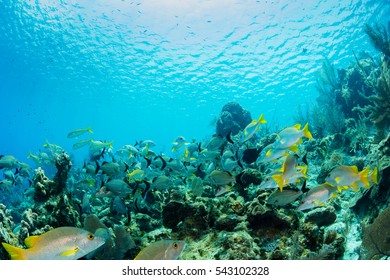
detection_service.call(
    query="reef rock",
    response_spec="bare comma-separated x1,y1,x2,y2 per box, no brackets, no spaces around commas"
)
304,206,337,227
216,102,252,137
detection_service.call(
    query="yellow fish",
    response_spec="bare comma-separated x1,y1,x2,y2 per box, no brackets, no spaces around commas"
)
326,165,371,189
67,127,93,138
271,154,307,191
298,183,337,211
272,123,313,150
241,114,267,143
2,227,105,260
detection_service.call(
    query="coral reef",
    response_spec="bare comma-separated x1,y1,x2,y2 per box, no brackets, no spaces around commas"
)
0,204,15,246
362,203,390,259
216,102,252,137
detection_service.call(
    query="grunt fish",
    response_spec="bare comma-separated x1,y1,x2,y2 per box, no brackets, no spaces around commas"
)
134,240,186,260
2,227,105,260
67,127,93,138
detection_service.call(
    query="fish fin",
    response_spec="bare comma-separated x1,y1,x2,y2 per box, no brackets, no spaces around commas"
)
24,235,40,248
144,157,152,168
124,162,130,173
301,165,308,177
351,166,359,173
330,193,339,199
302,153,308,165
258,114,267,124
335,177,341,184
60,247,79,257
289,144,299,153
265,149,272,157
88,128,93,134
95,161,100,174
271,174,284,191
371,167,378,184
171,147,176,152
351,181,358,189
2,243,26,260
359,167,370,187
226,130,234,144
337,186,347,192
302,123,313,139
293,124,301,130
184,148,189,158
159,156,167,171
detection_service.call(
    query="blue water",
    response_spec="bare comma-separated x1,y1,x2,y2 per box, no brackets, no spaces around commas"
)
0,0,388,163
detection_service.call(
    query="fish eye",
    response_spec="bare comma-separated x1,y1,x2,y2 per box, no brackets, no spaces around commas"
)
173,242,178,249
87,233,94,240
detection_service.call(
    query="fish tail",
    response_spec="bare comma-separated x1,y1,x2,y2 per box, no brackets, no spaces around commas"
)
359,166,370,187
371,167,378,185
2,243,26,260
271,174,284,191
302,123,313,139
258,114,267,124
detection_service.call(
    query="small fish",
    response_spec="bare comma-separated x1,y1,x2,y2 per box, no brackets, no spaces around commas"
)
215,185,231,196
72,139,92,150
116,145,139,158
77,179,95,188
0,179,13,188
0,155,19,169
190,176,204,196
206,135,225,151
259,176,279,189
137,140,156,148
172,136,187,152
98,161,121,177
298,183,337,211
326,165,371,189
207,170,235,186
267,189,303,206
43,141,64,155
272,123,313,150
67,127,93,138
103,179,132,195
111,196,128,216
272,154,306,191
3,169,15,182
257,144,290,163
134,240,186,260
241,114,267,143
17,162,32,177
1,227,105,260
198,149,220,161
81,193,91,214
90,140,113,153
127,169,145,182
151,175,172,190
83,161,97,175
221,157,240,172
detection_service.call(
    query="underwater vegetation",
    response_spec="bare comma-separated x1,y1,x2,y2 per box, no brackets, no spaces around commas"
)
308,23,390,143
1,23,390,260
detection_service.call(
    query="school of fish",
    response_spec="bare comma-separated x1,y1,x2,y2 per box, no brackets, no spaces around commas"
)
0,117,379,260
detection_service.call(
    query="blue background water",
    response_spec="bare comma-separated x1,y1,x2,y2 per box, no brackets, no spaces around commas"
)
0,0,388,163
